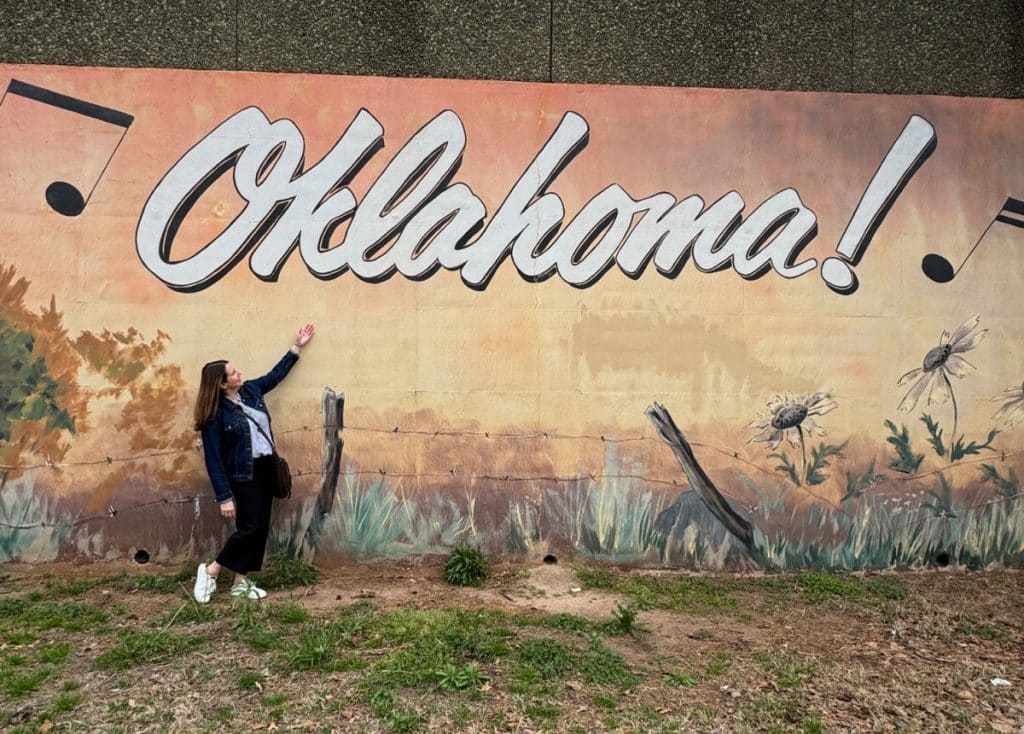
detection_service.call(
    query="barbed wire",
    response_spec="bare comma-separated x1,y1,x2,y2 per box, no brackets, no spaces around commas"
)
2,419,1022,532
11,418,1018,478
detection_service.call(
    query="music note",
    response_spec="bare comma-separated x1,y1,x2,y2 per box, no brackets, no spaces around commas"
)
923,197,1024,283
0,79,134,216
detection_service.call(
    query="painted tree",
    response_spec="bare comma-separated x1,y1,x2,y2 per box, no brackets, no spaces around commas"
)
0,261,193,498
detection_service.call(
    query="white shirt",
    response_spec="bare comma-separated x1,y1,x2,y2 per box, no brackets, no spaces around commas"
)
236,401,275,458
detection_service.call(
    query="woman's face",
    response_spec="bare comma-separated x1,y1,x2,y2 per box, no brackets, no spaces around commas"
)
221,362,243,392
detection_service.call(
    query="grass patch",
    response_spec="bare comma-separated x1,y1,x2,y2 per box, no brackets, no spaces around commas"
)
661,650,731,688
515,638,574,681
575,566,737,613
30,575,111,599
512,612,602,634
120,569,192,594
238,623,284,653
524,699,561,727
0,597,107,632
740,691,821,733
266,598,310,625
95,629,202,670
578,637,640,689
754,650,814,688
36,642,71,665
955,619,1011,642
1,667,52,696
50,691,84,714
279,625,367,672
159,601,217,626
238,671,265,691
798,571,908,604
252,554,321,590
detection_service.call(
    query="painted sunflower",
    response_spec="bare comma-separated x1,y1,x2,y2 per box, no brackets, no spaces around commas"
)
748,392,838,450
897,315,986,413
992,380,1024,428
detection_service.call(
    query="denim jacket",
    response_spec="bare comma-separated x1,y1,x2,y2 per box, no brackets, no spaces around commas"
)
200,351,299,503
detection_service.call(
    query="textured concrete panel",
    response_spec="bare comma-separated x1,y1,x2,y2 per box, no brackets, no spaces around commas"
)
238,0,550,81
552,0,855,91
0,0,236,70
851,0,1024,98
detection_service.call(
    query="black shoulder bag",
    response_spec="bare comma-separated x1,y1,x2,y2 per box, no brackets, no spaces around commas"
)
234,404,292,499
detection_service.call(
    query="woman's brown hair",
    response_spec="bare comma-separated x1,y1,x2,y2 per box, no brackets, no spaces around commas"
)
193,360,227,431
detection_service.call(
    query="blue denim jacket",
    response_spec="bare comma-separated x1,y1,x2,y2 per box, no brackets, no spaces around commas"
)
200,351,299,503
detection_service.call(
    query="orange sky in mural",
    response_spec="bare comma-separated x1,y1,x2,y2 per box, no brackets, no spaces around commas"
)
1,63,1023,455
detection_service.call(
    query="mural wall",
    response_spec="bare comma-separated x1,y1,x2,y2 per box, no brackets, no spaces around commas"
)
1,63,1022,569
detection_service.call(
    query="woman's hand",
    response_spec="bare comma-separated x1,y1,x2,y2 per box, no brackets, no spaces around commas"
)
220,500,236,520
294,323,315,348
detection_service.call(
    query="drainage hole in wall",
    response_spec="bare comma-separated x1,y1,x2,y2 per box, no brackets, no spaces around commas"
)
133,549,150,564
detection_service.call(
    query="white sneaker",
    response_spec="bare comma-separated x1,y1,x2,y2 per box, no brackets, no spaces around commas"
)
230,580,267,600
193,563,217,604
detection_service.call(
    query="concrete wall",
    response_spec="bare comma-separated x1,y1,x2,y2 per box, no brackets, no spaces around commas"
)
1,1,1021,98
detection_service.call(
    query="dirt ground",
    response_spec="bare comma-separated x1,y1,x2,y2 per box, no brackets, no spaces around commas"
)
0,560,1022,733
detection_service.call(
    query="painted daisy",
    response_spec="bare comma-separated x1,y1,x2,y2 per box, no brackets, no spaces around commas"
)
748,392,838,451
897,315,986,414
992,380,1024,428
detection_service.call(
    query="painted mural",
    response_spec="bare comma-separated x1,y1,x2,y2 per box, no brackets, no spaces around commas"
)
0,64,1022,570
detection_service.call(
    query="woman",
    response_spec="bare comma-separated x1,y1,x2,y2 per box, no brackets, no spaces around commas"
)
192,323,315,603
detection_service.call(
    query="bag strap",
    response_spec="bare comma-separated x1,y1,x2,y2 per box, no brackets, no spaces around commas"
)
230,401,276,450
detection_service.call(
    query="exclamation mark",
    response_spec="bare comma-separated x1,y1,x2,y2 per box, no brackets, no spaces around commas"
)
821,115,937,294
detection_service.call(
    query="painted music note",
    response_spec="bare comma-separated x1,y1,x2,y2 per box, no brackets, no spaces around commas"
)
0,79,134,216
922,197,1024,283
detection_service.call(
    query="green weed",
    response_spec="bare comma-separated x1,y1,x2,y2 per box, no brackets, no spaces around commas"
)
516,638,573,680
49,691,84,714
703,650,731,677
238,623,283,653
512,612,601,634
955,619,1010,642
523,699,561,727
661,670,698,687
608,599,650,635
575,566,737,613
1,667,52,696
95,629,201,670
159,601,216,626
36,642,71,665
578,637,640,689
122,570,191,594
253,554,321,590
0,597,107,632
592,691,619,709
266,598,310,625
238,671,265,691
281,625,364,672
798,571,866,602
754,650,814,688
443,545,489,587
435,661,487,691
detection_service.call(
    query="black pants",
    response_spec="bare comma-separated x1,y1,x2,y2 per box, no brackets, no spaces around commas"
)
217,455,276,575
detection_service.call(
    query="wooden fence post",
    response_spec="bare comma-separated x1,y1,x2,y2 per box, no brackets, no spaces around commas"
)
299,388,344,561
645,402,767,566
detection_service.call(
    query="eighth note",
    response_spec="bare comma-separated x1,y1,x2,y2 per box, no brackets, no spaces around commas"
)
923,197,1024,283
0,79,134,216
